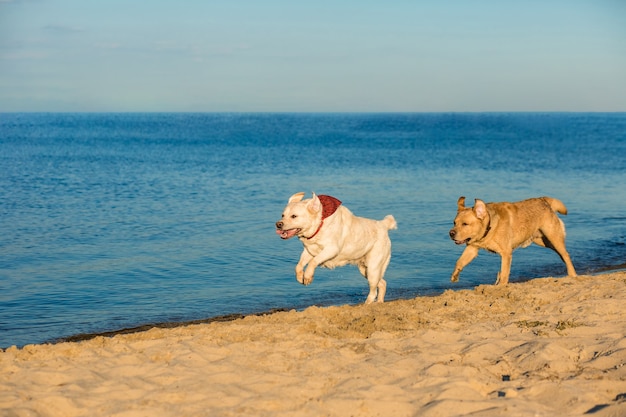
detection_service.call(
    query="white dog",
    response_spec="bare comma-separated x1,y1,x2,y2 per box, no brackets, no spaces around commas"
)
275,192,397,304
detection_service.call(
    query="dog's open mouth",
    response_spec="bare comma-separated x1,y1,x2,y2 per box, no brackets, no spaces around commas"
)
454,238,471,245
276,228,301,240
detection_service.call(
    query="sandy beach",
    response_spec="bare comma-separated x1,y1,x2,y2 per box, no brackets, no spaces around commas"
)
2,271,625,417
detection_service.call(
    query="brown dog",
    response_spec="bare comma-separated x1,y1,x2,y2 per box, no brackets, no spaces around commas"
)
449,196,577,285
276,192,397,304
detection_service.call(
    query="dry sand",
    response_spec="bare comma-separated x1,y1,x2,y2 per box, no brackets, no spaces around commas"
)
1,271,626,417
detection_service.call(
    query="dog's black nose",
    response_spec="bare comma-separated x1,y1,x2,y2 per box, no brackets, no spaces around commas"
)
276,221,283,229
449,230,456,238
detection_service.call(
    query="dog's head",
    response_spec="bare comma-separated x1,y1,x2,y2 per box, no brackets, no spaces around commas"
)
275,192,322,240
449,196,490,245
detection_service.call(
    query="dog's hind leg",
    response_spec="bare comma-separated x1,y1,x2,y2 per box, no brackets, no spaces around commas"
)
538,224,577,277
363,254,390,304
375,278,387,303
357,263,367,278
361,263,379,304
556,248,577,277
496,250,513,285
364,274,386,304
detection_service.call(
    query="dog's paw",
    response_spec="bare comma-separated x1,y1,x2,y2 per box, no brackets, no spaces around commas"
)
495,272,509,285
302,274,314,286
296,271,305,285
450,274,459,283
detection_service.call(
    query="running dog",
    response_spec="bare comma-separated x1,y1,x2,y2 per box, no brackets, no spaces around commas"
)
449,196,577,285
276,192,397,304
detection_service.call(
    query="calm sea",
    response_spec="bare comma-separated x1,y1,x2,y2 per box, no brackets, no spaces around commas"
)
1,113,625,348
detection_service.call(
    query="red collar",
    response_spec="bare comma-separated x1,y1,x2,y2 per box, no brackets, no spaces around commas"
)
305,195,342,239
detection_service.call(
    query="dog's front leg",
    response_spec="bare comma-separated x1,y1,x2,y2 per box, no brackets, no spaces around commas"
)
302,245,340,286
451,246,479,282
295,250,313,285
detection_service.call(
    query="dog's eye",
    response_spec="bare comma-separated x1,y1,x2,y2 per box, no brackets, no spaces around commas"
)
291,214,297,219
462,222,468,226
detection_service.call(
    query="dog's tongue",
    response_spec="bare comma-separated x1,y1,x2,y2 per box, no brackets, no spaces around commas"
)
276,228,298,240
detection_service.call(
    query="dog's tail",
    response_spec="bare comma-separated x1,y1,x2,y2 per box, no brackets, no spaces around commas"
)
543,197,568,215
381,215,398,230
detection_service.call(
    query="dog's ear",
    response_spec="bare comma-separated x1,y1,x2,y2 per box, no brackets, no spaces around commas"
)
474,199,487,220
288,192,305,203
456,196,466,212
307,193,322,214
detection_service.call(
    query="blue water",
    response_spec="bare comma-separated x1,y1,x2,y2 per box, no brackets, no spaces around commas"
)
1,113,625,348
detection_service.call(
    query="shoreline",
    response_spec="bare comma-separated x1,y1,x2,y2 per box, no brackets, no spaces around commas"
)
1,271,625,416
49,265,626,348
54,308,291,345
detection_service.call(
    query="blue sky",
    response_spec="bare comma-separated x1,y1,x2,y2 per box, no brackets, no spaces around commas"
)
1,0,624,112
